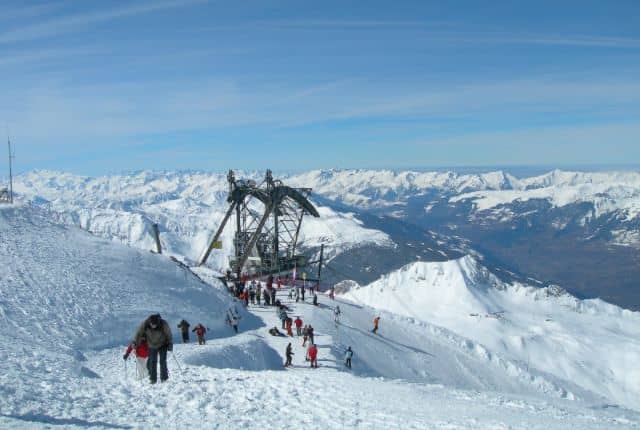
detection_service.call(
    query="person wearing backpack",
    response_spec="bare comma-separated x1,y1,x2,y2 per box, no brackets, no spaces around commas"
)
177,319,190,343
344,346,353,369
192,323,207,345
133,314,173,384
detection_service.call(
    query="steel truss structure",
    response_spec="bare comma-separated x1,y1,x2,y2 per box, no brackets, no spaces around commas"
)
198,170,319,278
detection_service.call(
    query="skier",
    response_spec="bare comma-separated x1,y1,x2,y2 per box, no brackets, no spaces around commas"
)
227,306,240,333
329,287,335,300
308,344,318,368
264,286,271,306
192,323,207,345
256,285,262,305
333,305,341,325
313,292,318,306
302,325,309,346
249,281,256,305
177,319,190,343
133,314,173,384
308,325,315,345
294,316,303,336
372,316,380,334
279,308,288,329
123,339,149,380
285,317,293,337
284,342,294,367
269,326,284,336
344,346,353,369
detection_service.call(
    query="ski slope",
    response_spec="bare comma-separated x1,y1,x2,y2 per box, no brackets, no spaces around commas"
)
341,256,640,411
0,204,639,429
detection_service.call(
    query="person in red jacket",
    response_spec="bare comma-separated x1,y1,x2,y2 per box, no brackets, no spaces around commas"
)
192,323,207,345
294,316,303,336
123,339,149,380
308,344,318,368
372,316,380,334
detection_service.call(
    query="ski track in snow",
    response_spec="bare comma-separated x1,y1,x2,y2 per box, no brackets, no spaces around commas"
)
1,205,640,429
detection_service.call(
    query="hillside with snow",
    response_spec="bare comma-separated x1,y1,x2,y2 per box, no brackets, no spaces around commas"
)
2,204,639,428
341,256,640,411
13,170,393,269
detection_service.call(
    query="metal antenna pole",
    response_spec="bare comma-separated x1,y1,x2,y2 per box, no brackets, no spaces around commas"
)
7,135,13,204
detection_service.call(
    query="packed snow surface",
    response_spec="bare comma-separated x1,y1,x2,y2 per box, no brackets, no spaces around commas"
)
341,255,640,411
1,204,639,428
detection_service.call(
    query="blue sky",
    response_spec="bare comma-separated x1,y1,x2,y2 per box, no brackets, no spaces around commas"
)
1,0,639,175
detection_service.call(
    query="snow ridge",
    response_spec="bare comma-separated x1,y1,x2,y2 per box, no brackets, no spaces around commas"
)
342,255,640,411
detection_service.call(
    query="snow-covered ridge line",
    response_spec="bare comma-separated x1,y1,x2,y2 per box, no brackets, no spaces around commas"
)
341,255,640,411
13,169,394,268
289,169,640,221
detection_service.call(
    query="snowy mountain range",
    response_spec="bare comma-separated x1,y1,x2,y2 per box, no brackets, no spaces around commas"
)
11,167,640,309
290,169,640,309
1,203,639,428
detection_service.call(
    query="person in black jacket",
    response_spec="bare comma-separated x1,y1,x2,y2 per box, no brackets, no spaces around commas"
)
177,319,190,343
285,343,294,367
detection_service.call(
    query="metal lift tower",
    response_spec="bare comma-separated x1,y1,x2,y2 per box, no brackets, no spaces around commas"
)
198,170,320,279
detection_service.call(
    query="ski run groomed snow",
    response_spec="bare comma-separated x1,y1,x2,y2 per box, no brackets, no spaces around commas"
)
1,204,639,429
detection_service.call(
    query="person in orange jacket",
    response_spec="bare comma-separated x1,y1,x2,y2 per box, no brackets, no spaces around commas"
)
372,316,380,334
285,317,293,337
123,339,149,380
192,323,207,345
308,344,318,368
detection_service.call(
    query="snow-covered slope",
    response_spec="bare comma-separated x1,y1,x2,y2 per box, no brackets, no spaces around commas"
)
13,170,393,268
2,204,638,428
0,204,255,397
341,255,640,411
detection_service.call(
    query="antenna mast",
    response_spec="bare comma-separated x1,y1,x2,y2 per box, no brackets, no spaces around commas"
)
7,135,13,204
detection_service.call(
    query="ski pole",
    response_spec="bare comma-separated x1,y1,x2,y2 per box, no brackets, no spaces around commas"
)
171,351,183,373
124,358,128,379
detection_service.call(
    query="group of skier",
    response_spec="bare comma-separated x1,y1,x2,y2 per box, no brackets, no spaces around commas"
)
123,281,381,384
177,319,208,345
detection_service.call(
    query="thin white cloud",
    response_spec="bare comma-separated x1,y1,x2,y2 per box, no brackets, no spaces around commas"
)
0,2,67,22
3,76,640,141
418,31,640,49
0,0,207,44
262,19,453,28
0,47,97,66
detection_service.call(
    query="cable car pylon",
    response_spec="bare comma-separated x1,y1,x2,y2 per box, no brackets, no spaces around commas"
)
198,169,320,280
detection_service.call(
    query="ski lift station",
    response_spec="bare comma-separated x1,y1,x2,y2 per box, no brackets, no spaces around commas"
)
199,169,320,280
